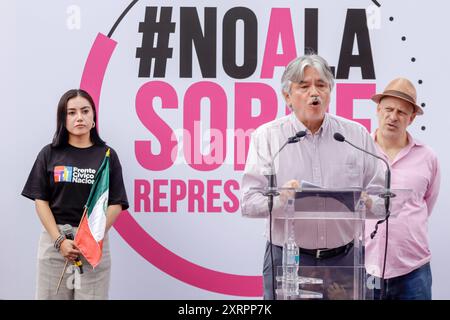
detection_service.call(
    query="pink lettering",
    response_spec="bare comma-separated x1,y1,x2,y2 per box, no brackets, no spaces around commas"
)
188,180,205,212
135,81,178,171
234,82,278,170
261,8,297,78
134,179,151,212
336,83,376,132
184,82,227,171
153,179,169,212
224,180,240,213
170,179,187,212
206,180,222,213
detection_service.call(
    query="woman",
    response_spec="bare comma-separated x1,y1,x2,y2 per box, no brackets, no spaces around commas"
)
22,89,128,299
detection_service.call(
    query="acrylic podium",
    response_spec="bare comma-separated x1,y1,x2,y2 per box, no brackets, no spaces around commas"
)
251,186,410,300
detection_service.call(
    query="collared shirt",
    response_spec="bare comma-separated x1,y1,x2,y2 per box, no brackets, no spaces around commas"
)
241,112,385,249
365,131,441,279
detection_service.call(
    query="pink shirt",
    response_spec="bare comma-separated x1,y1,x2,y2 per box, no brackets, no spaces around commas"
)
241,113,385,249
365,131,441,278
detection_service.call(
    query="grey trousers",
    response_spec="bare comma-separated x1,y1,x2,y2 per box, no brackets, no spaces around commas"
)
36,226,111,300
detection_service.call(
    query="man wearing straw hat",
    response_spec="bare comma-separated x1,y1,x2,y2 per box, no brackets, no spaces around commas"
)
365,78,441,300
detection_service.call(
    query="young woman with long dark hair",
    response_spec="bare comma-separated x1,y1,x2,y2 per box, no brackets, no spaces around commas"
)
22,89,128,299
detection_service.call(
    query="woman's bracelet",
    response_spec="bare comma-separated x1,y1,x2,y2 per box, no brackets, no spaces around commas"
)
54,234,65,251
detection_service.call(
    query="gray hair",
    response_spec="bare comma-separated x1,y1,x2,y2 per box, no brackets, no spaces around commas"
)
281,54,335,94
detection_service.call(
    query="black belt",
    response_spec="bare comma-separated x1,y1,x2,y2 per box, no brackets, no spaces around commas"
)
299,241,354,259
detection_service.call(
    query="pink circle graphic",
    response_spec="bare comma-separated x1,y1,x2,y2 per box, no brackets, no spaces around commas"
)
79,33,263,297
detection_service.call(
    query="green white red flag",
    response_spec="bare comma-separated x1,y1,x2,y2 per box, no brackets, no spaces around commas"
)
75,149,110,268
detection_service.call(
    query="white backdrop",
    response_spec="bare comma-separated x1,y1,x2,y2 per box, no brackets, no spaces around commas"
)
1,0,449,299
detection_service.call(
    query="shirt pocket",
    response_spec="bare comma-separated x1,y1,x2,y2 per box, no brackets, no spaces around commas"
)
328,163,362,188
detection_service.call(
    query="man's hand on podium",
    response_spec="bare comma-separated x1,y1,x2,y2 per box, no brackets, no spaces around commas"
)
327,282,349,300
361,191,373,210
280,180,300,206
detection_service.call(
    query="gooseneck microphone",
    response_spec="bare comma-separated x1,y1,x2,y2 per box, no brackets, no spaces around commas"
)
333,132,393,232
61,224,84,274
265,130,306,300
265,130,307,210
270,130,307,180
290,130,308,143
333,132,393,300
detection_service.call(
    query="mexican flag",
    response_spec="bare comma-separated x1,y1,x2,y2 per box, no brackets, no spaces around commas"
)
75,149,110,268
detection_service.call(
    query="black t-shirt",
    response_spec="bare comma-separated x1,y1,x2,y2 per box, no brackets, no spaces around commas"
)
22,143,129,227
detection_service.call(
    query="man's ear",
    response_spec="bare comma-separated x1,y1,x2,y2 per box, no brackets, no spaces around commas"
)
409,112,417,125
282,90,291,105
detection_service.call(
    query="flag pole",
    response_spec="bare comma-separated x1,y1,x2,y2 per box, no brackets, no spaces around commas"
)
55,207,88,294
54,148,110,294
77,207,88,229
55,260,69,295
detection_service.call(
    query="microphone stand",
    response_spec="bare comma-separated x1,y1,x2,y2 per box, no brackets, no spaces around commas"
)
370,164,395,300
334,134,394,300
263,131,305,300
264,176,278,301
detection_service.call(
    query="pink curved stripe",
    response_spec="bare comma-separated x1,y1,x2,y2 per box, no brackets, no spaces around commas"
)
80,33,263,297
115,210,263,296
80,33,117,117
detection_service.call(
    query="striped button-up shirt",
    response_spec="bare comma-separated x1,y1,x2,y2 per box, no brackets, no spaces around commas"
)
241,112,385,249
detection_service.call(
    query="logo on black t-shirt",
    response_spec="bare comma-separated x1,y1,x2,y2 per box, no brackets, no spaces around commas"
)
54,166,96,184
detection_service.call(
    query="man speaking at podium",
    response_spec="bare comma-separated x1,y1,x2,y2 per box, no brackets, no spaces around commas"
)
240,54,385,299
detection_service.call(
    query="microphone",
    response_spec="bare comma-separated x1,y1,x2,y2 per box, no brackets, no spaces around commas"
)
272,130,307,167
333,132,385,166
288,130,307,144
333,132,394,300
265,130,307,200
332,132,345,142
264,130,305,300
61,224,84,274
333,132,393,230
333,133,387,170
